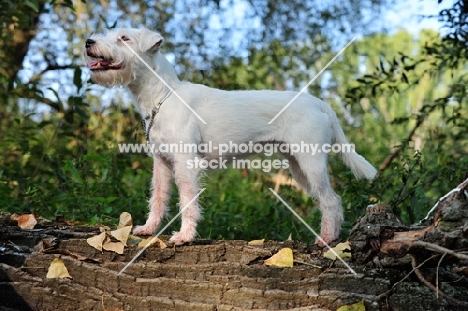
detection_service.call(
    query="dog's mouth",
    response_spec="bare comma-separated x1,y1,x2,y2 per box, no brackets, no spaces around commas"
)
87,53,123,71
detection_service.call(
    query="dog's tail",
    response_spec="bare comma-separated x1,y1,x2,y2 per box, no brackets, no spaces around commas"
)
328,108,377,180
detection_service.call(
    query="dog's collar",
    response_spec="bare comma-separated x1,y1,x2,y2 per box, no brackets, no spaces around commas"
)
141,91,172,144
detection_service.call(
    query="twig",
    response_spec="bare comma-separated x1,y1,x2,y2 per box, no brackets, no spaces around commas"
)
379,114,425,172
411,241,468,261
319,259,336,277
294,260,322,269
28,64,76,84
411,255,468,308
378,254,439,298
436,253,447,299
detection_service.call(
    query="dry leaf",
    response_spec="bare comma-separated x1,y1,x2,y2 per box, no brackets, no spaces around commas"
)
264,248,293,267
46,258,72,279
102,241,125,254
34,237,58,252
337,299,365,311
117,212,133,228
323,241,352,260
56,216,74,225
63,250,100,263
110,226,132,246
10,213,20,221
138,236,167,249
158,238,167,249
127,234,143,245
86,232,107,252
248,239,265,245
11,213,37,229
36,216,54,226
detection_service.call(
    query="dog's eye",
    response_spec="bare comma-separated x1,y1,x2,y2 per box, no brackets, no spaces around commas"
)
120,35,130,42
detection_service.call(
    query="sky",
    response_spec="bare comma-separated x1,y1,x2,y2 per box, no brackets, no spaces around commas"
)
384,0,449,35
19,0,450,117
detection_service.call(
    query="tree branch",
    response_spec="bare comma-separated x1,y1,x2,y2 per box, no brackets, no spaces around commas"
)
379,114,425,172
411,255,468,308
28,64,76,84
411,240,468,261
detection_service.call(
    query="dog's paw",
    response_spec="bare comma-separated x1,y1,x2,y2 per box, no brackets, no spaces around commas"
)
169,231,195,245
133,225,155,236
315,235,334,248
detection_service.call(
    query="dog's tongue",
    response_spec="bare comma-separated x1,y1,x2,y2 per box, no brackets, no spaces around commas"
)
89,60,111,69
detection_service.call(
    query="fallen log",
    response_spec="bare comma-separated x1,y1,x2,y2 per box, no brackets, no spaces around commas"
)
0,178,467,310
349,177,468,308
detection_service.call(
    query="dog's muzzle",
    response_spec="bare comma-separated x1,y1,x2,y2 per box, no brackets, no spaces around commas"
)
85,38,123,71
85,39,95,49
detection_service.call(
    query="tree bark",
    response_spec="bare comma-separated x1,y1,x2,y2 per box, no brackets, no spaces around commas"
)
1,213,467,310
0,1,46,87
1,179,467,311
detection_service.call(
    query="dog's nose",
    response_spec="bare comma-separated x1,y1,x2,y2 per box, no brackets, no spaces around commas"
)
85,39,95,48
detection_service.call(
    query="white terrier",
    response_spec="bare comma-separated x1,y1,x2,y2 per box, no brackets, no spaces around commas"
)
84,28,377,246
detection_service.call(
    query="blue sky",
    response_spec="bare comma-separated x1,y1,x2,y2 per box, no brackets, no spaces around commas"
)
384,0,448,35
19,0,450,116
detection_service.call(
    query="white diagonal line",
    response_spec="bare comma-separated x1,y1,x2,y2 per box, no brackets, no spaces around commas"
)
419,187,461,224
117,188,206,276
119,37,207,124
269,188,357,275
268,37,356,124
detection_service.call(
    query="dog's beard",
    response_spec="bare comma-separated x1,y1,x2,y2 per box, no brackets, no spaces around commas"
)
89,67,134,87
85,43,136,87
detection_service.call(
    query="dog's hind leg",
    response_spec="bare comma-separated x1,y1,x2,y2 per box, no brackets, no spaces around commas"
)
169,155,203,245
292,153,343,246
284,154,310,193
133,156,173,236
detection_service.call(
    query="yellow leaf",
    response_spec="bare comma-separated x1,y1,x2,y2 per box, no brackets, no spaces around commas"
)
158,239,167,249
264,248,293,267
11,213,37,229
46,258,72,279
323,241,352,260
337,299,366,311
102,241,125,254
117,212,133,228
336,241,351,251
86,232,107,252
248,239,265,245
138,236,167,249
110,226,132,246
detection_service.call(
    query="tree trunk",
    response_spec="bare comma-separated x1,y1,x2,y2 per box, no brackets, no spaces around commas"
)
1,179,467,311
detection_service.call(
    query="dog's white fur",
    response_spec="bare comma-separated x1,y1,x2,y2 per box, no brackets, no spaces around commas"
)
84,28,377,246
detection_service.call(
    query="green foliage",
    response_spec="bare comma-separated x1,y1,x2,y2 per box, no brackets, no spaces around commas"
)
198,169,321,241
0,104,151,226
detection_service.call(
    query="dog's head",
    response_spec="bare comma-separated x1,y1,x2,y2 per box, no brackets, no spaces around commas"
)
84,28,164,87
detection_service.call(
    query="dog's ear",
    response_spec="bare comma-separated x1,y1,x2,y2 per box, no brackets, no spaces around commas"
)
139,29,164,54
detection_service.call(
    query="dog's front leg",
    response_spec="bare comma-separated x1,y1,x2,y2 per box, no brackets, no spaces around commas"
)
133,155,173,236
169,155,202,245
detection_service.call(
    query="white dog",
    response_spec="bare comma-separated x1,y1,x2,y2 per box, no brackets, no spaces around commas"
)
84,28,377,246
